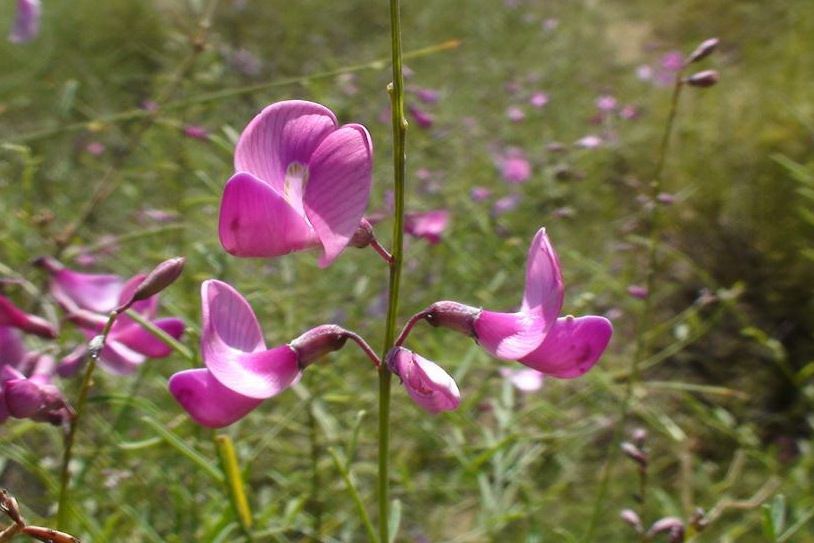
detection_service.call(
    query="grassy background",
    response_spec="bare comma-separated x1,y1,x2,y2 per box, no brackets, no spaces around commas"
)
1,0,813,540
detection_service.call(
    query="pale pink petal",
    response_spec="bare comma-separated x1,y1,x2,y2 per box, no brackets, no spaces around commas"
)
57,345,87,377
519,316,613,378
304,124,373,267
388,347,460,413
218,172,317,257
206,346,301,400
474,310,546,360
112,317,185,358
50,268,123,314
520,228,564,328
97,340,146,375
235,100,337,193
169,369,262,428
404,210,450,244
499,367,544,393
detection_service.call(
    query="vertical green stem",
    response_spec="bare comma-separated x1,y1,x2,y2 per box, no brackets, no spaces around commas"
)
583,73,685,541
379,0,407,541
215,434,254,541
308,400,323,540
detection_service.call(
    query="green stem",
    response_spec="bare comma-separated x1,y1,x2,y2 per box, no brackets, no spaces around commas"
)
214,434,254,541
583,72,685,541
308,400,322,541
124,309,195,362
329,448,378,543
378,0,408,541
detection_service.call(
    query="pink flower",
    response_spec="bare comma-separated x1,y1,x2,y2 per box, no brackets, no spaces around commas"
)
506,106,525,122
412,87,441,104
409,105,434,129
470,186,492,202
183,125,209,140
0,295,56,338
85,142,106,156
38,258,185,376
420,229,613,378
620,104,639,120
596,95,618,112
498,148,532,184
405,210,450,244
529,92,549,108
499,367,544,393
8,0,41,44
636,65,653,81
1,353,71,426
219,101,373,267
627,285,649,299
386,347,460,413
169,280,350,427
661,51,684,72
575,135,603,149
492,194,521,216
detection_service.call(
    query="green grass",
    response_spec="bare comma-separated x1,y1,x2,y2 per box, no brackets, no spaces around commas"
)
1,0,814,541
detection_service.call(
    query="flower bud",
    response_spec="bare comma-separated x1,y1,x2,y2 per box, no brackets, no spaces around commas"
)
290,325,349,367
386,347,461,413
621,441,648,467
423,301,480,336
619,509,642,532
349,218,375,248
117,257,185,311
687,38,719,64
685,70,719,88
647,517,685,542
3,378,44,418
0,489,25,526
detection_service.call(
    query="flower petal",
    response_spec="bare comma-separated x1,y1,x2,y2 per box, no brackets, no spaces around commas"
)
474,310,546,360
520,228,564,328
404,210,450,244
519,316,613,378
112,317,185,358
218,172,318,257
499,367,544,393
388,347,460,414
201,280,264,355
303,124,373,267
3,378,43,418
8,0,41,44
235,100,338,193
0,326,26,367
169,369,262,428
50,268,123,314
206,345,301,400
97,340,146,375
0,295,57,338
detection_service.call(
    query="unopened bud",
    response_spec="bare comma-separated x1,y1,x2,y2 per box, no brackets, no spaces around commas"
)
349,218,375,248
687,38,719,64
118,257,185,311
619,509,642,532
0,490,25,526
685,70,719,88
423,301,480,336
632,427,648,447
647,517,685,542
290,325,349,367
621,442,648,467
22,525,81,543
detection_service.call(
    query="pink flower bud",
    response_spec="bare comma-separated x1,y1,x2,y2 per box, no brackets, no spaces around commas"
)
647,517,685,542
117,257,185,311
620,509,642,531
386,347,461,413
687,38,719,64
349,218,375,248
289,325,349,367
685,70,719,88
423,301,480,336
621,441,648,467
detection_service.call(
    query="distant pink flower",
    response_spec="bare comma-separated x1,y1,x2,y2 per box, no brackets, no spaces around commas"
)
470,186,492,202
500,367,544,393
635,65,653,81
492,194,521,216
85,142,106,156
387,347,460,413
0,295,56,338
183,125,209,140
420,229,613,378
575,135,603,149
169,280,350,427
38,258,185,376
219,101,373,267
506,106,525,122
405,210,450,244
8,0,41,43
498,148,532,184
596,95,617,112
620,104,640,120
661,51,684,72
627,285,649,299
529,92,549,108
413,87,441,104
409,105,434,129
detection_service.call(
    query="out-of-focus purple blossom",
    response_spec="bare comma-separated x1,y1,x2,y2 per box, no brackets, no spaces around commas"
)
141,100,159,113
661,51,684,72
498,148,532,184
405,210,450,244
336,73,358,96
228,48,262,77
85,142,106,156
656,192,676,205
506,106,525,122
575,135,603,149
412,87,441,104
542,18,559,31
1,353,72,427
0,295,57,339
504,81,521,95
500,367,544,393
138,208,180,223
409,105,434,129
470,186,492,202
596,95,617,112
8,0,41,44
552,206,575,219
627,285,649,299
636,65,653,81
620,104,640,120
529,92,549,108
183,125,209,140
492,194,521,217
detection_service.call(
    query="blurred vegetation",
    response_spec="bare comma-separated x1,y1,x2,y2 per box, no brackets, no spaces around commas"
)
1,0,813,541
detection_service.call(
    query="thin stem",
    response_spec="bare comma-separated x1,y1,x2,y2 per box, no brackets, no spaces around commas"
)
56,311,118,529
214,434,255,541
307,401,322,541
124,309,194,362
369,237,394,265
344,331,382,368
394,310,429,347
378,0,408,540
329,448,378,543
583,72,686,542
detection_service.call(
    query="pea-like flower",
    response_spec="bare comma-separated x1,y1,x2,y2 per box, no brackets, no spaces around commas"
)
8,0,41,44
219,100,373,267
418,228,613,378
169,280,354,428
386,347,460,414
0,294,57,338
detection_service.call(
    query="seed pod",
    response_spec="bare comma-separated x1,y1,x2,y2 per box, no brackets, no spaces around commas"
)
685,70,719,88
687,38,719,64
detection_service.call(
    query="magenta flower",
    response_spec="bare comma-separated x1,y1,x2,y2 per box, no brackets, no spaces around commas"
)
38,259,185,375
8,0,41,44
183,124,209,140
387,347,460,413
529,92,549,108
412,87,441,104
405,210,450,245
596,94,618,112
470,186,492,202
492,194,521,217
219,100,373,267
498,148,532,184
506,106,525,122
169,280,351,428
661,51,684,72
1,354,71,426
421,229,613,378
0,295,56,338
409,105,434,129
